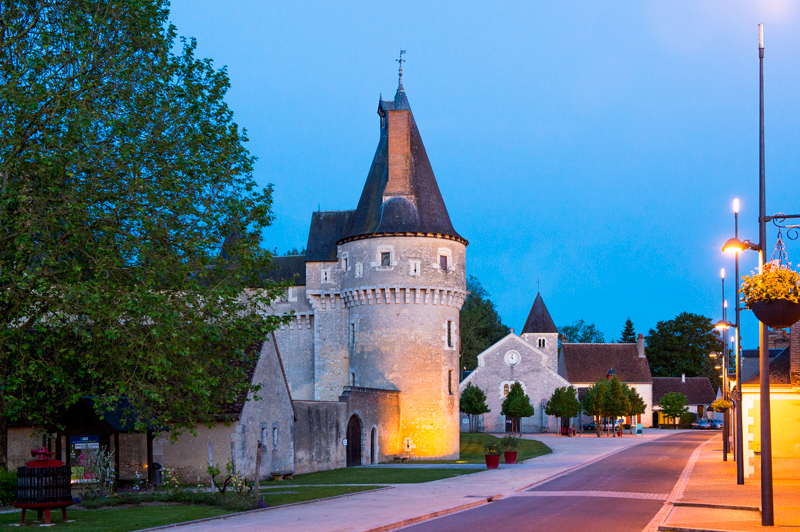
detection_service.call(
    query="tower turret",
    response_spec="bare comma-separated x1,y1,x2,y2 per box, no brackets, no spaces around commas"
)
337,83,467,460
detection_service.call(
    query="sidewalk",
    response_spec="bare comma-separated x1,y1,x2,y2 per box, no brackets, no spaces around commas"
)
156,430,672,532
661,434,800,532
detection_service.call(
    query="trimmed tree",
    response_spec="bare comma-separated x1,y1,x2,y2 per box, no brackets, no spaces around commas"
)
659,392,689,428
501,382,534,437
602,377,629,436
623,385,648,434
460,382,490,433
545,386,581,435
581,379,608,437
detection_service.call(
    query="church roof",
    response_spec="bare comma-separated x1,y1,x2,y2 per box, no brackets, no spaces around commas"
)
306,210,355,262
561,343,653,383
339,88,465,244
521,293,558,334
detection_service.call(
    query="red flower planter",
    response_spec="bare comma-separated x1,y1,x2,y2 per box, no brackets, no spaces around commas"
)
485,454,500,469
503,451,517,464
751,299,800,329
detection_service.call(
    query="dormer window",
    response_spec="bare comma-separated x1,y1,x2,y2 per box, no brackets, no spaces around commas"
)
381,252,391,267
439,255,448,271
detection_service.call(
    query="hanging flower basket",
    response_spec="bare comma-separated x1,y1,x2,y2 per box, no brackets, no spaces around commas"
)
740,259,800,329
710,399,732,413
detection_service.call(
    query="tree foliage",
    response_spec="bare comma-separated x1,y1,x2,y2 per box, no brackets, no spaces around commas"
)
659,392,689,427
623,386,647,433
459,382,490,433
501,382,534,436
460,276,509,371
0,0,285,468
581,377,643,436
645,312,721,389
559,318,605,344
544,386,580,432
619,318,636,343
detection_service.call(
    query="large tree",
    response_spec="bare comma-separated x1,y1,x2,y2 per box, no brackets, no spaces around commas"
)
659,392,689,428
0,1,285,468
460,276,509,371
646,312,721,389
619,318,636,343
558,318,605,344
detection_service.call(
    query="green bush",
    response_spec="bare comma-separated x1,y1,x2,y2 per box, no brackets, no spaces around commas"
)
680,412,697,425
499,436,520,452
0,469,17,505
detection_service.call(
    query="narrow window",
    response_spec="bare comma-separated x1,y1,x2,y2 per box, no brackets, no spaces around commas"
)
272,425,279,448
343,257,348,271
448,370,453,395
351,372,356,386
538,338,546,348
446,320,453,348
381,252,391,267
503,384,510,397
350,323,355,350
440,255,448,271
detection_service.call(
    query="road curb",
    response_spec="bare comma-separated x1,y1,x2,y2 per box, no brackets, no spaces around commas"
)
656,526,744,532
134,486,393,531
673,501,761,513
365,494,503,532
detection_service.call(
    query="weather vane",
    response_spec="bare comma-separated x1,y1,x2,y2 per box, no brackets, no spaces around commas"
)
537,277,540,292
396,50,406,89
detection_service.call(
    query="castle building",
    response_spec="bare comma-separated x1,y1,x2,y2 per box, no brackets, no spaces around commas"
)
267,76,467,463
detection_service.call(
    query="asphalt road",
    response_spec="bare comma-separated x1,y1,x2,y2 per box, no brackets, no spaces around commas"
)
400,431,715,532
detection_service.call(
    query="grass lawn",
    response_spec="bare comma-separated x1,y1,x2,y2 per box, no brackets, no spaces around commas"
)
405,433,552,464
0,505,228,531
0,486,381,531
262,467,479,486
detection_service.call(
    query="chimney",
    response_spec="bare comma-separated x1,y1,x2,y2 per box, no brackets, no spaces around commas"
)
510,328,515,335
681,373,685,383
637,333,645,358
384,109,413,203
791,322,800,385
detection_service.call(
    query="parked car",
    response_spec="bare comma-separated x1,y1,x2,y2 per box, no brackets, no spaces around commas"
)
583,421,597,431
692,419,712,430
708,419,723,430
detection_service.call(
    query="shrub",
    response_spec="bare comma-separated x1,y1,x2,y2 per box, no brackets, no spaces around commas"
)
482,443,500,456
680,412,697,425
0,469,16,505
81,490,259,512
499,436,520,452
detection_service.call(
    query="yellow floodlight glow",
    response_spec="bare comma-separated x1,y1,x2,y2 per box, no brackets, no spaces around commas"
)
733,198,740,213
721,268,725,279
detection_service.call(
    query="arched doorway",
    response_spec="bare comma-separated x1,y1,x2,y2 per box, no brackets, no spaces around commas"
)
346,415,362,467
370,428,376,464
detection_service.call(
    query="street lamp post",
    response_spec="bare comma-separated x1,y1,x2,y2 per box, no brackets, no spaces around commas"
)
720,268,729,461
758,24,774,526
734,199,745,485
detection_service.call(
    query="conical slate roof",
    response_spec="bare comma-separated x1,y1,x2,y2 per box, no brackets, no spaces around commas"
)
521,293,558,334
339,87,465,244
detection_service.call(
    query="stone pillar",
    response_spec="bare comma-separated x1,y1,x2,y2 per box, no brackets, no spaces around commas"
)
790,322,800,385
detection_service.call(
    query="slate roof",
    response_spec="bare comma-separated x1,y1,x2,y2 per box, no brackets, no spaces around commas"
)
741,348,784,358
306,211,355,262
652,377,717,405
261,255,306,285
339,88,465,244
522,293,558,334
561,343,653,383
743,347,791,385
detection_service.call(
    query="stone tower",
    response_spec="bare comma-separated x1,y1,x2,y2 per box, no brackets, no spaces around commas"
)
337,82,468,459
521,293,559,373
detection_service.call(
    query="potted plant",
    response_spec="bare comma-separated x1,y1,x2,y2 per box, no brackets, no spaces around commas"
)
740,260,800,328
483,442,501,469
500,436,519,464
711,399,732,413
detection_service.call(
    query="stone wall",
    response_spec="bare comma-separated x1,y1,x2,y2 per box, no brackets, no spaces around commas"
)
341,387,401,463
293,400,346,474
272,284,315,400
7,427,39,469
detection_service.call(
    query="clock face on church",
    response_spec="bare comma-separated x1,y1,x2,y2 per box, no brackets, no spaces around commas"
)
504,350,521,366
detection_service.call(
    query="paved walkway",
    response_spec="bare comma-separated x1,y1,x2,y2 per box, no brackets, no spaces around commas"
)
164,430,677,532
660,433,800,532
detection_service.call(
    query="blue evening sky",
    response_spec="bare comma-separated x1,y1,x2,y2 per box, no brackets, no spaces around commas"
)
169,1,800,347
